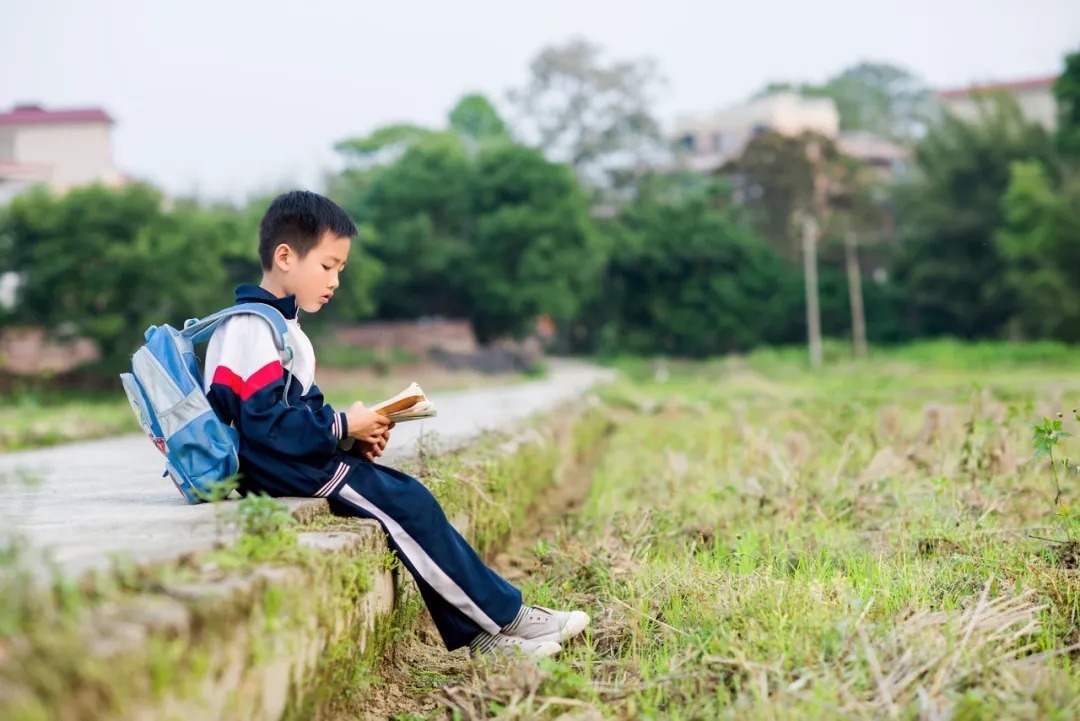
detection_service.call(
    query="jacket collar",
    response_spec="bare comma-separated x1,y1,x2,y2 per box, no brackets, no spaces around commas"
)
234,284,299,320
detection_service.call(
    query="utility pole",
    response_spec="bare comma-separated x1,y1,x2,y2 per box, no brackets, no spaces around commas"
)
845,230,868,359
802,215,822,369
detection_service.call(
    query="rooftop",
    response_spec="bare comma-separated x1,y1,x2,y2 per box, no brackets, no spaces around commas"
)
0,104,113,126
937,75,1058,99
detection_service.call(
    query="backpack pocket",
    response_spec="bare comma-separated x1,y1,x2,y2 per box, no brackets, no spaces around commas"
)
161,389,239,473
132,346,185,417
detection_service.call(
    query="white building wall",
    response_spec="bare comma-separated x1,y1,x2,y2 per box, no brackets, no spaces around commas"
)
940,84,1057,131
11,122,120,189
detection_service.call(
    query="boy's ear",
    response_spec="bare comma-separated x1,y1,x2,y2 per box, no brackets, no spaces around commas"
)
272,243,293,270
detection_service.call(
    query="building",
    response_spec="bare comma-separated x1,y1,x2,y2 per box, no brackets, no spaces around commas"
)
836,131,909,182
672,91,907,181
672,92,841,173
937,75,1058,131
0,103,123,204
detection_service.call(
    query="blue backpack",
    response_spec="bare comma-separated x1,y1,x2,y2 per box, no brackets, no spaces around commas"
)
119,304,294,504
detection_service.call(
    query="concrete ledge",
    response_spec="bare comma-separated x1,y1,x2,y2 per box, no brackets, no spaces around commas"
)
0,518,398,721
0,374,618,721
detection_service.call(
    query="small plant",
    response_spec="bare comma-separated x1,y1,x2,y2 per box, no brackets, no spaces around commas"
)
1054,503,1080,543
1032,414,1073,505
235,492,297,539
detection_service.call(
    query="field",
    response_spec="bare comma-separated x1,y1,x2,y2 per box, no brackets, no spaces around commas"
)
382,342,1080,720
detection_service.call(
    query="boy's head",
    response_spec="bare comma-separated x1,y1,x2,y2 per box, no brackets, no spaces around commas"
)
258,190,358,313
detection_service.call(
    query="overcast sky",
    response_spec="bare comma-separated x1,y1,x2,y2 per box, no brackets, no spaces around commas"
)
2,0,1077,200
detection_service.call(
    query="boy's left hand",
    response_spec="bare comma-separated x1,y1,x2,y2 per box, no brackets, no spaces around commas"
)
357,422,396,462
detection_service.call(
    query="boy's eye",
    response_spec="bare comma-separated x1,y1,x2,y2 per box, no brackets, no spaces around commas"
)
322,265,332,271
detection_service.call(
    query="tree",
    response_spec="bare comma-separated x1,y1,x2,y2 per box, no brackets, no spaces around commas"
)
725,131,879,258
507,38,666,191
333,99,605,343
725,131,820,259
0,184,234,371
892,96,1055,338
822,62,936,142
359,132,473,320
584,176,799,356
1055,50,1080,157
997,161,1080,340
464,142,601,342
448,94,510,143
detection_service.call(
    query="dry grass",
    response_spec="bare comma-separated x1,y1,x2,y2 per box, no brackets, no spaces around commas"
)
322,346,1080,719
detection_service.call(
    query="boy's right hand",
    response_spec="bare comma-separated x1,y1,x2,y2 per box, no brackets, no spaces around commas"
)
345,401,391,444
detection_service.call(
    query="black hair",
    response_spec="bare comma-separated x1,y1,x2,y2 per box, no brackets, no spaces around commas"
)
258,190,358,270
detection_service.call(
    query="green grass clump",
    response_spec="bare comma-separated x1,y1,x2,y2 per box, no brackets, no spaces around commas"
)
467,347,1080,719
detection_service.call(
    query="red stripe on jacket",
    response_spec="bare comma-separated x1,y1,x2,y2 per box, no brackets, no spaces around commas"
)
212,361,283,401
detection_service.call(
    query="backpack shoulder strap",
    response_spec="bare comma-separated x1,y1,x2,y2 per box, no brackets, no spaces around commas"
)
182,304,299,406
181,303,291,352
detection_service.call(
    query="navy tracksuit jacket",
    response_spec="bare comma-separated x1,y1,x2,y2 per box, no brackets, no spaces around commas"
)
204,284,521,649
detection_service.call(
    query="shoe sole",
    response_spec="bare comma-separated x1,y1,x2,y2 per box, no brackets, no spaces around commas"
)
471,640,563,662
526,641,563,660
525,611,590,645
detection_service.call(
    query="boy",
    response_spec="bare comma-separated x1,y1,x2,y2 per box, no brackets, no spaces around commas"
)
203,190,588,660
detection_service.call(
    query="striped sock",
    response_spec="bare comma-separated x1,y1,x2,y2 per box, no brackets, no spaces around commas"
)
469,631,500,655
501,605,530,634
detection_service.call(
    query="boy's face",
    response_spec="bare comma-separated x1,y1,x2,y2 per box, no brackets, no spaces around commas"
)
275,232,352,313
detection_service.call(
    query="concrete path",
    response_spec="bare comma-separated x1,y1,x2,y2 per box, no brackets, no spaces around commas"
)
0,360,615,577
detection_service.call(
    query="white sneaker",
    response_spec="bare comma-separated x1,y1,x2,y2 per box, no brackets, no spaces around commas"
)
469,631,562,661
501,605,590,644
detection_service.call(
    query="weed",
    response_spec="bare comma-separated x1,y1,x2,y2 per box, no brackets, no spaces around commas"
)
1032,415,1072,506
422,349,1080,719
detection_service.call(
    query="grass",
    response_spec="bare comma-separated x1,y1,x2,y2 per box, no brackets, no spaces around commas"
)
431,345,1080,719
0,390,138,451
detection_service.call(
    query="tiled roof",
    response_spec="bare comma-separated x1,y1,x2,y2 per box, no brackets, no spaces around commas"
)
0,104,113,126
937,76,1058,99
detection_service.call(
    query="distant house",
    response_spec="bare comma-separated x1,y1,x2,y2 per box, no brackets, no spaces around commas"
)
671,92,908,182
672,92,841,173
937,75,1059,131
836,131,909,182
0,103,124,204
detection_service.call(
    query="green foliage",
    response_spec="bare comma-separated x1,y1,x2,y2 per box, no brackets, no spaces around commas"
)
357,132,472,320
1054,50,1080,157
0,183,380,377
447,94,509,143
337,115,602,342
726,131,820,257
582,176,799,356
892,95,1056,339
1032,415,1073,506
997,161,1080,340
0,184,236,371
464,142,601,342
333,124,437,166
1031,416,1070,460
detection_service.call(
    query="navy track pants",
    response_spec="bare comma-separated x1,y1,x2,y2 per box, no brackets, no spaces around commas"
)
322,458,522,650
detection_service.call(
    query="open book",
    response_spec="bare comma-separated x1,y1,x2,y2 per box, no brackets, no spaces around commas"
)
371,382,437,422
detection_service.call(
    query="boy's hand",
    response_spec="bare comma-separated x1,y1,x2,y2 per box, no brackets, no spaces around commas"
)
345,402,390,444
357,422,397,462
356,422,396,462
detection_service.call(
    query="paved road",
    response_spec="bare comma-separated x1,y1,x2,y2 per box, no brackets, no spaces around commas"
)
0,361,614,577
